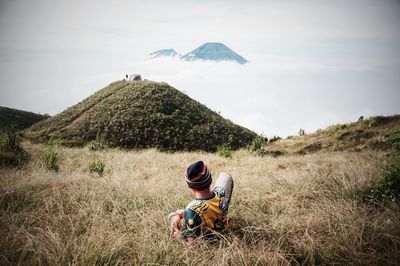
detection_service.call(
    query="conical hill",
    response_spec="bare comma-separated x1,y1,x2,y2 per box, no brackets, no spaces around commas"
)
26,80,257,151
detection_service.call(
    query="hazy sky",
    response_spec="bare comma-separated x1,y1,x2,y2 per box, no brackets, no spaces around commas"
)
1,0,399,137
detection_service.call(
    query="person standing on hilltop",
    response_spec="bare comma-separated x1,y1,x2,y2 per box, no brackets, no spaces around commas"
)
168,161,234,245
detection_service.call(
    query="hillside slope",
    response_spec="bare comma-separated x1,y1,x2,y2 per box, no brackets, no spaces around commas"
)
25,80,257,151
265,115,400,155
0,106,48,131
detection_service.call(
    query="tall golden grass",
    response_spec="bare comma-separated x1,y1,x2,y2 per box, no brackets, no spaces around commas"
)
1,143,399,265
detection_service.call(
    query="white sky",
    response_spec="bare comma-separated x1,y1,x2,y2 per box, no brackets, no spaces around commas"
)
0,0,399,137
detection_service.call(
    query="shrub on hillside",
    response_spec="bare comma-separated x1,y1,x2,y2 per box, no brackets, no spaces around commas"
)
361,116,389,129
268,136,282,144
370,116,387,127
366,133,400,203
88,135,108,151
88,159,105,176
40,150,59,172
378,130,400,154
267,149,288,157
216,146,232,158
368,158,400,203
47,137,64,147
0,129,29,167
249,135,267,156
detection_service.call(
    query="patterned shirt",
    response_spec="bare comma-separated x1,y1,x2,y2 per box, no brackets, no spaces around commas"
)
181,186,230,239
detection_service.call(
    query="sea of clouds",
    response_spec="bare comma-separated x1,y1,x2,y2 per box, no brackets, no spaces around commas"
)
0,51,397,138
118,56,385,137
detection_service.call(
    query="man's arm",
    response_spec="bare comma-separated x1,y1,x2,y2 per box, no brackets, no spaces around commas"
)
181,208,202,244
169,208,201,245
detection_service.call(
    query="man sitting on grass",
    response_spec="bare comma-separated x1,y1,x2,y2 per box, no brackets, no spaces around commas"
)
168,161,234,245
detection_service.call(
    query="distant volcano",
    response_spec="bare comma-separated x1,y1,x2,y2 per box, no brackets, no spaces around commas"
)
180,42,248,64
149,49,178,58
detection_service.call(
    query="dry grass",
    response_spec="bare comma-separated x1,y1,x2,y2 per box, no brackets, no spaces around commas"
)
1,143,399,265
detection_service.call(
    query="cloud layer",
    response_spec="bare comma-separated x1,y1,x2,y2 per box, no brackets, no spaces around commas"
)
132,55,399,137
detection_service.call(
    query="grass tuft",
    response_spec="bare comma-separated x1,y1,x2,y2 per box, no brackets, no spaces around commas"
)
40,149,59,171
88,159,106,176
248,135,266,156
369,158,400,202
0,129,29,167
87,134,108,151
216,146,232,158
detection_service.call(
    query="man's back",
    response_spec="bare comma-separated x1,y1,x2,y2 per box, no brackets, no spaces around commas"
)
168,162,233,245
181,173,233,239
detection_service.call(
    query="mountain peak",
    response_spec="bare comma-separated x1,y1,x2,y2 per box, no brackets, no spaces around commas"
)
181,42,248,64
149,49,178,58
202,42,226,46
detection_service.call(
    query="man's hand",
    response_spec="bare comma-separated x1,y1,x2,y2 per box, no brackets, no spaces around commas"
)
186,236,196,246
169,215,181,238
168,209,184,239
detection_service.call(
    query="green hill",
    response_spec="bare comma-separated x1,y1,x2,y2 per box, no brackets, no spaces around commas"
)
265,115,400,155
25,80,257,151
0,106,48,131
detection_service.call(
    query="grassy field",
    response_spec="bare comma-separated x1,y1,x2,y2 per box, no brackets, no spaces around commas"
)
1,143,399,265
